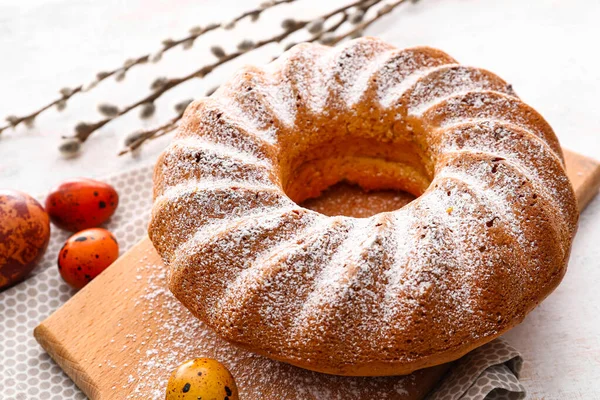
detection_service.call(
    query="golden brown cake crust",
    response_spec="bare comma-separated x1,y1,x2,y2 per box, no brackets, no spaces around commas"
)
149,37,578,376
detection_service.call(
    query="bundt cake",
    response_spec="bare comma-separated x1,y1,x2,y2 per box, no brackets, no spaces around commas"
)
149,37,578,376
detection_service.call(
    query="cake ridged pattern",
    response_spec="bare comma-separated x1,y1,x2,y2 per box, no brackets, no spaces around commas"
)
149,37,578,376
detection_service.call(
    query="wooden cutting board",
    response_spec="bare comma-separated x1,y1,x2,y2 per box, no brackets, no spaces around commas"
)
34,149,600,400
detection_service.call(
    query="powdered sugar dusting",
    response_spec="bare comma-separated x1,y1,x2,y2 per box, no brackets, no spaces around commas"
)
156,179,280,205
289,218,373,335
119,260,418,399
274,42,330,115
167,136,268,168
435,166,527,248
319,39,395,108
406,65,511,115
150,37,577,375
434,119,575,236
178,97,276,159
440,147,572,243
215,217,336,321
149,182,294,262
376,47,457,107
422,90,563,157
381,192,483,342
156,138,276,196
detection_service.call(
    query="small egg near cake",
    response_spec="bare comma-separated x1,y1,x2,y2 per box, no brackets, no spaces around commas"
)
149,37,578,376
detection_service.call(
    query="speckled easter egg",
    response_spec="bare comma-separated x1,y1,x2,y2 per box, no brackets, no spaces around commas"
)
58,228,119,290
166,358,239,400
45,178,119,232
0,190,51,290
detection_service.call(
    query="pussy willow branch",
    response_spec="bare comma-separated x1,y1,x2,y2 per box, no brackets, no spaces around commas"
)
332,0,408,45
0,0,295,135
72,0,378,144
120,0,414,156
0,87,82,134
313,8,351,41
155,0,296,55
118,110,184,156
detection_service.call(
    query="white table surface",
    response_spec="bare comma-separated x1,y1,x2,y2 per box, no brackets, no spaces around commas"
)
1,0,599,399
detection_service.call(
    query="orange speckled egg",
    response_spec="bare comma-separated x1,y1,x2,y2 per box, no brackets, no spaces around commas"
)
0,190,51,290
58,228,119,290
45,178,119,232
166,358,239,400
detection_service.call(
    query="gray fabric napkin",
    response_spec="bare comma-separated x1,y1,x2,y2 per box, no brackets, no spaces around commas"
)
428,338,525,400
0,164,525,399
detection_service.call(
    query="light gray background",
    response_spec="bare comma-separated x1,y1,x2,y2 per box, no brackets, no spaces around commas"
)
1,0,599,398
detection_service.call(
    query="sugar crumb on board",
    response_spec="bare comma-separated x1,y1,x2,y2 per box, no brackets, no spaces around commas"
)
104,260,416,399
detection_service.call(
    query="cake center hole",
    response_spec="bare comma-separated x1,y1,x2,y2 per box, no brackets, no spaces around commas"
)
282,137,432,218
300,182,417,218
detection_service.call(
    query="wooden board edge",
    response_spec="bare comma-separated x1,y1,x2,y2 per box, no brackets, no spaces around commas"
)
34,324,102,399
34,238,156,400
564,149,600,211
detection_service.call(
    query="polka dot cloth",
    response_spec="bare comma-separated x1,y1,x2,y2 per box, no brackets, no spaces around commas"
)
0,164,526,399
0,165,153,400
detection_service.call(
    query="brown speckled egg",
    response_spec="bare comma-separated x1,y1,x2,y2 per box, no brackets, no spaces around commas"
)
58,228,119,290
166,358,239,400
45,178,119,232
0,190,51,290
